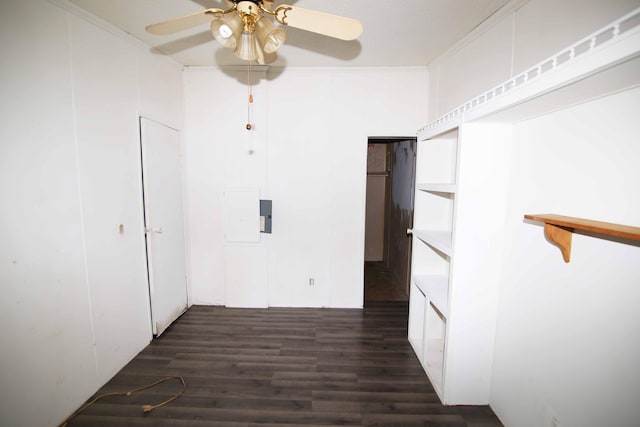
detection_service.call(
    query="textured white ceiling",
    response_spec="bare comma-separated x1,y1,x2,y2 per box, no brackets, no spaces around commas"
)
69,0,510,67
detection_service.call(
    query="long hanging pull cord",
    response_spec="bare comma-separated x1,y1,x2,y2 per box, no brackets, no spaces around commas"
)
246,60,253,130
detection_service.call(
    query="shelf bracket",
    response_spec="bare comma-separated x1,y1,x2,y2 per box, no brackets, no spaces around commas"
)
543,223,572,263
524,214,640,263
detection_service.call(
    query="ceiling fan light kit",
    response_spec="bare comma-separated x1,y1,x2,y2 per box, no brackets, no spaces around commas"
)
145,0,363,65
256,17,286,54
210,13,242,49
235,32,259,61
211,1,290,64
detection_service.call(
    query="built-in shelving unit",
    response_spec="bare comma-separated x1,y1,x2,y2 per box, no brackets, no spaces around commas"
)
408,128,457,400
524,214,640,262
409,7,640,406
409,123,510,405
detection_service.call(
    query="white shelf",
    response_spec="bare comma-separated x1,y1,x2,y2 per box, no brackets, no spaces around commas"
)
413,230,453,256
414,275,449,318
417,183,457,194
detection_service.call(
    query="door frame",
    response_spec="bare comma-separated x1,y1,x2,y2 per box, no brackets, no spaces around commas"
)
364,136,417,300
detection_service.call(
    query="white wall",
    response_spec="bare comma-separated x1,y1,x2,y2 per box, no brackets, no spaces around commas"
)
426,0,640,425
183,67,269,308
0,1,183,426
428,0,640,119
184,66,428,308
492,88,640,427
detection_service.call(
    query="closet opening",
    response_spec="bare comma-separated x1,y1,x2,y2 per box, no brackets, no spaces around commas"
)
364,137,417,303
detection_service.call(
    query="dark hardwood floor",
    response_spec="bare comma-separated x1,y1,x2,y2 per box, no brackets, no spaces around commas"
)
66,302,503,426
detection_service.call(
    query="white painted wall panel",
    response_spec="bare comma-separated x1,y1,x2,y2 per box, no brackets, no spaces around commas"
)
266,70,337,307
512,0,640,75
0,2,97,426
224,188,260,243
69,14,152,384
138,53,183,130
429,0,640,121
183,67,269,306
434,15,513,117
1,1,184,425
224,245,269,307
182,70,226,306
492,88,640,427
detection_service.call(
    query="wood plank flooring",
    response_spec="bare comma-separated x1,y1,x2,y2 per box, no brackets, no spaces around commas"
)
67,302,503,426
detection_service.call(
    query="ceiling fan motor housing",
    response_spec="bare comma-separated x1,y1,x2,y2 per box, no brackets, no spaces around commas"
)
236,1,264,21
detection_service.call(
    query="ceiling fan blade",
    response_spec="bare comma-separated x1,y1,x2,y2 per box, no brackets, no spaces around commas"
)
278,6,363,41
146,8,224,35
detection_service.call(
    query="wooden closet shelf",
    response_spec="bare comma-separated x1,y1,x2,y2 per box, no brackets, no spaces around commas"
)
524,214,640,262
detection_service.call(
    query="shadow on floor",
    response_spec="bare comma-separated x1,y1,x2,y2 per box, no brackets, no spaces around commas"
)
364,261,409,302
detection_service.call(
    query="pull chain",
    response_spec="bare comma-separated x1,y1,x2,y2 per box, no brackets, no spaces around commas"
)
246,60,253,130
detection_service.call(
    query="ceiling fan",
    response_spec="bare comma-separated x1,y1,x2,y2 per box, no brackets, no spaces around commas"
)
145,0,364,65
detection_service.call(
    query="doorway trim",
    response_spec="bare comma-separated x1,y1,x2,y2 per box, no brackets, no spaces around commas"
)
139,116,189,337
363,136,417,302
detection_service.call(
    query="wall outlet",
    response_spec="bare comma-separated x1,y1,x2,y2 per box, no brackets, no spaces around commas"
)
309,278,315,286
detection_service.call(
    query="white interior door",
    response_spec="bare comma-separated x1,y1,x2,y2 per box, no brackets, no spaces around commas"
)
140,117,188,336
